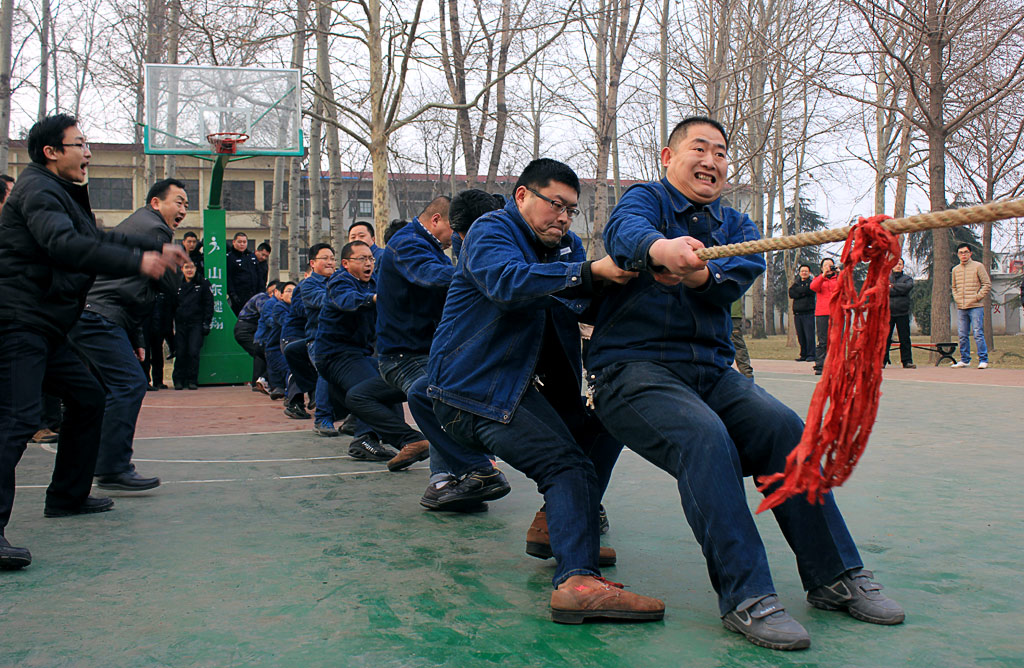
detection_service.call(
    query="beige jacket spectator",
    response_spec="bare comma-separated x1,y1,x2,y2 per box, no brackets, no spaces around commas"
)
951,259,991,310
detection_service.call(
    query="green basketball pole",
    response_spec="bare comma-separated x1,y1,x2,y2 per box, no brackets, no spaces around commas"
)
197,154,254,385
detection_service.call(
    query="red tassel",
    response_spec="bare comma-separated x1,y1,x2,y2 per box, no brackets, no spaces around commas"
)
756,215,900,512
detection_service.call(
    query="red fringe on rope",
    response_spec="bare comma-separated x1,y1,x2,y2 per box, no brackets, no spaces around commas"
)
756,215,901,513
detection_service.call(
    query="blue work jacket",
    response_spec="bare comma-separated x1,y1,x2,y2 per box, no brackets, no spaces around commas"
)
315,270,376,362
376,217,455,356
586,179,765,375
281,281,307,341
301,272,330,342
237,291,269,325
427,197,593,424
254,296,280,347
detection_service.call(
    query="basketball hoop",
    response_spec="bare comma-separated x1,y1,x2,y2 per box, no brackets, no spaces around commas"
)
207,132,249,155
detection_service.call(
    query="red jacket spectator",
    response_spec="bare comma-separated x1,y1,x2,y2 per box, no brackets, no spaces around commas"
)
810,269,839,316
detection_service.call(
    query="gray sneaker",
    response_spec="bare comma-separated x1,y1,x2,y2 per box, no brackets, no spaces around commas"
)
807,569,905,624
722,595,810,651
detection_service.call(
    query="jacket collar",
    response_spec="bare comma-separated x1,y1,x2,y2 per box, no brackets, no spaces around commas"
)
660,177,725,225
412,215,444,250
503,195,574,257
26,162,93,218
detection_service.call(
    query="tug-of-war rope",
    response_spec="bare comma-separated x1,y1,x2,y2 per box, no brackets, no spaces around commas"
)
693,198,1024,513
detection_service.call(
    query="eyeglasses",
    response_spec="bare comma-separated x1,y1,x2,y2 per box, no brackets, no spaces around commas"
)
61,142,90,151
527,187,580,219
347,255,375,264
313,255,335,262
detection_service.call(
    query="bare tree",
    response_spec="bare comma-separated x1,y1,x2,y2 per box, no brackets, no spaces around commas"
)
0,0,14,171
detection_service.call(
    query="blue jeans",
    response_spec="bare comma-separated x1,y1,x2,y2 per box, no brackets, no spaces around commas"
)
594,360,862,615
264,342,289,392
434,388,603,588
306,341,334,425
0,328,107,531
378,352,492,476
68,311,148,477
957,307,987,363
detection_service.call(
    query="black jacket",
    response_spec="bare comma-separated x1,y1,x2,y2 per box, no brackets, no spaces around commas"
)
889,271,914,317
174,277,214,329
85,206,179,347
227,247,261,304
0,163,162,341
188,247,205,278
788,277,815,315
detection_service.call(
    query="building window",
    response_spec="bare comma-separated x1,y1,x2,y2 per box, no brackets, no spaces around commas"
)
222,180,255,210
177,179,200,204
89,178,133,210
263,180,290,212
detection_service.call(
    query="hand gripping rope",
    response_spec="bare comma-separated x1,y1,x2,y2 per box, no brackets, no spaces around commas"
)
692,198,1024,512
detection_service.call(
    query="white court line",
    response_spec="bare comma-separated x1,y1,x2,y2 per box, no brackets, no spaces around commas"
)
14,466,430,489
136,429,311,441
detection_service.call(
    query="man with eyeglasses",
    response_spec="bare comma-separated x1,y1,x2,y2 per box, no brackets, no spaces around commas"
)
425,158,665,623
302,243,340,435
0,114,184,569
586,116,903,650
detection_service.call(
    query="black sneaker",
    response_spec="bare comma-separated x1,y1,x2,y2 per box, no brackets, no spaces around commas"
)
431,468,511,511
187,383,198,390
339,414,358,436
174,383,184,391
44,496,115,518
420,476,488,512
0,535,32,570
269,389,286,400
807,569,905,624
348,437,398,461
283,403,311,420
722,594,810,651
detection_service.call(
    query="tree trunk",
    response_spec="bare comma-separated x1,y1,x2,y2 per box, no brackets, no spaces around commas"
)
926,0,951,349
308,97,325,245
0,0,14,172
287,0,309,281
38,0,50,120
484,0,512,191
163,0,181,179
367,0,391,236
315,0,344,246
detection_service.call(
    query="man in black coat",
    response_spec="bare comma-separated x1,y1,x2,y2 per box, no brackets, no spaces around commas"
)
885,258,916,368
227,232,261,314
0,114,183,570
172,259,214,390
788,264,816,362
68,178,189,492
182,231,204,277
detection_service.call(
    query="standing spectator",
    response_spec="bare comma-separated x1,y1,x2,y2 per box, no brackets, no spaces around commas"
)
885,258,916,369
255,241,272,289
172,260,213,390
730,299,753,379
0,114,182,568
951,243,991,368
226,232,261,314
181,231,204,277
788,264,816,361
0,174,13,209
141,291,175,389
810,258,839,376
69,178,189,492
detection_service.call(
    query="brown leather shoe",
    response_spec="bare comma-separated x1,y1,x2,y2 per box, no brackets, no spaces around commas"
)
386,439,430,471
551,575,665,624
526,510,616,567
30,428,59,444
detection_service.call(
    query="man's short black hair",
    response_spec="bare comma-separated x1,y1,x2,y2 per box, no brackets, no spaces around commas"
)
798,263,811,272
0,174,13,203
27,113,79,165
383,219,408,245
183,231,198,240
820,257,835,269
450,189,504,235
418,195,451,222
267,279,280,291
308,243,334,266
668,116,730,150
146,178,188,203
341,240,370,260
514,158,581,196
349,221,375,239
279,281,296,290
233,232,248,240
257,242,272,253
956,242,971,252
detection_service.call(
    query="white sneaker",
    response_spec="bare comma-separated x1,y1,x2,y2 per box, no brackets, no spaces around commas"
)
978,362,988,369
950,361,969,368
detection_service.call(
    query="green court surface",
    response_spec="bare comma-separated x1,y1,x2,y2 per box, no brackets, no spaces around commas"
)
2,370,1022,667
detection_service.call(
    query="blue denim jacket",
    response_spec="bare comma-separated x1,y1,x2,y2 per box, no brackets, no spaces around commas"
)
281,281,306,341
427,197,592,424
586,179,765,374
315,270,376,361
301,272,329,341
254,296,280,347
376,217,454,356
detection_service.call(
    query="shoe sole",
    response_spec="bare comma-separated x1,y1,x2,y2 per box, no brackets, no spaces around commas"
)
432,483,511,511
386,449,430,472
526,541,616,567
284,410,311,420
807,598,905,625
420,497,489,513
721,618,811,651
44,503,115,518
348,449,392,462
314,430,339,437
95,480,161,492
0,555,32,570
551,607,664,624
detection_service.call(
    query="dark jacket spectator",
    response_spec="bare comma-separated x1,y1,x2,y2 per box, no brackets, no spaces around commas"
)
174,275,214,330
788,276,815,315
889,270,914,317
227,246,261,313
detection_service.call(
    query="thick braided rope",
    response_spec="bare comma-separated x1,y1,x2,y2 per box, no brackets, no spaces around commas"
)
695,198,1024,260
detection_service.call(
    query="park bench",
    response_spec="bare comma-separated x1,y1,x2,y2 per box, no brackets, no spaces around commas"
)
889,341,957,365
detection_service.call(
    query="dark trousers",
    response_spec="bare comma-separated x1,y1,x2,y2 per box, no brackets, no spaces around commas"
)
321,351,421,446
594,360,861,615
41,392,62,431
885,315,913,366
281,338,312,405
233,319,265,384
433,388,620,587
814,315,830,372
794,312,815,361
265,342,289,392
172,322,204,386
141,326,168,386
68,312,148,477
1,329,106,532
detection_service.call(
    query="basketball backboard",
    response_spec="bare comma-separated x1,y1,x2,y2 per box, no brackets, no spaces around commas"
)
144,64,303,156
